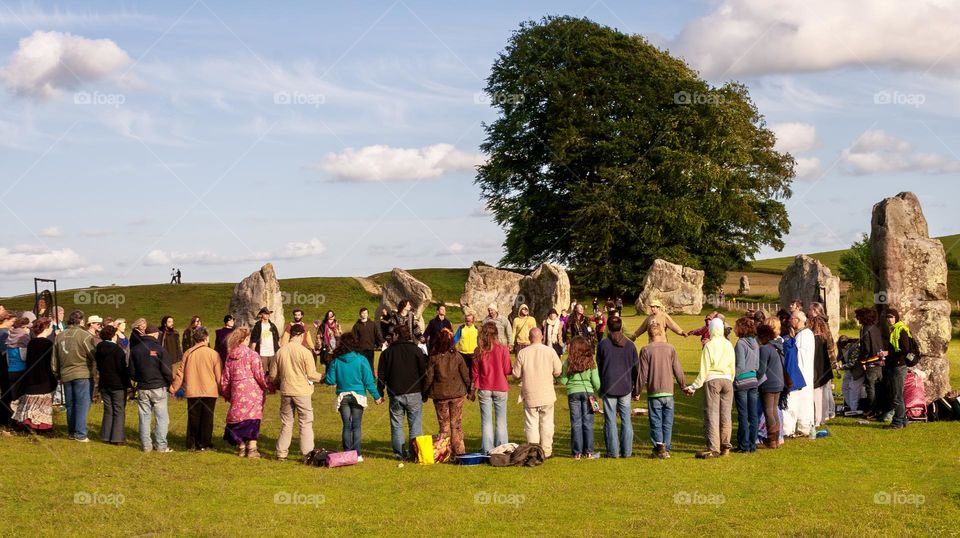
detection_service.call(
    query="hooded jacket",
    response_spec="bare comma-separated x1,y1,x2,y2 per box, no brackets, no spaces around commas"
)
690,319,735,390
758,338,785,393
482,314,513,347
512,309,537,346
734,336,760,378
597,330,639,398
326,350,381,399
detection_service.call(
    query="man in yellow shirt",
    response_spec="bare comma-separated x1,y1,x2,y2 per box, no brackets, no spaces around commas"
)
512,304,537,353
454,312,479,372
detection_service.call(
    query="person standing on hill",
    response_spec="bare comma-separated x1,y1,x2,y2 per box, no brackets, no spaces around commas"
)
481,303,513,348
351,307,383,374
636,320,686,459
250,308,280,377
171,327,222,451
631,300,686,342
423,305,453,351
511,304,537,353
597,317,639,458
377,324,427,460
512,328,562,457
129,324,174,453
52,310,96,442
272,325,325,461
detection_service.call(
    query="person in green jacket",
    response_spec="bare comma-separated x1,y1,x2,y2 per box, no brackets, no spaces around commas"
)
52,310,96,442
325,332,383,460
560,336,601,459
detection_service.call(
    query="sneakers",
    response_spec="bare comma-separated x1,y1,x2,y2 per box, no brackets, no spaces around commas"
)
883,423,906,430
695,450,720,459
357,456,364,463
719,445,731,456
156,447,173,453
75,436,90,443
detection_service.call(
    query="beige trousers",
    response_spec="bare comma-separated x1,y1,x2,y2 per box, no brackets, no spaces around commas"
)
523,404,555,457
276,395,314,459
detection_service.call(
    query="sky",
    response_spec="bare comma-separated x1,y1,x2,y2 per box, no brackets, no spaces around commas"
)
1,0,959,297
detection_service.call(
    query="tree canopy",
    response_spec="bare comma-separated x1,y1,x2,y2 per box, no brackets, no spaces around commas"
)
477,16,794,291
839,233,874,291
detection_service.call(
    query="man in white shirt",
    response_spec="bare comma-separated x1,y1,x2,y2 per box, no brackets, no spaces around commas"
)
250,307,280,376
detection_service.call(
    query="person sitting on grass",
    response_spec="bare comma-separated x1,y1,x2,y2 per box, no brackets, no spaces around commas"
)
684,317,735,459
560,336,601,460
636,320,685,459
325,331,383,462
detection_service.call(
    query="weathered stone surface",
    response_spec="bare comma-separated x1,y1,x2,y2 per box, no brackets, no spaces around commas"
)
738,274,750,295
511,263,571,322
229,263,284,329
460,264,522,317
636,259,704,315
778,255,841,338
379,268,433,332
871,191,951,400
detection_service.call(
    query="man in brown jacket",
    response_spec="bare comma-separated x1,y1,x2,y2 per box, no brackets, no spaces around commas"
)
631,299,687,343
512,328,562,457
270,325,323,461
170,327,222,450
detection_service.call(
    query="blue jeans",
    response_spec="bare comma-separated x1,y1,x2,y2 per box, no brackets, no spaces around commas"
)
647,396,674,451
734,388,759,451
389,393,423,458
568,393,595,456
63,379,92,439
478,390,508,453
602,394,633,457
137,388,170,451
339,394,365,454
888,366,908,427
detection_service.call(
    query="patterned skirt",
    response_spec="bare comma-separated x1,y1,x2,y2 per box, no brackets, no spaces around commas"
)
13,393,54,431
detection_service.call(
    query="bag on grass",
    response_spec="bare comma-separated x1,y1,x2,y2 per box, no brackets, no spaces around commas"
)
904,369,927,420
326,450,359,468
303,448,330,467
490,443,545,467
412,435,436,465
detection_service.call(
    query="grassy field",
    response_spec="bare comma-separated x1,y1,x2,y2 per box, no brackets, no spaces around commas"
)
2,274,960,536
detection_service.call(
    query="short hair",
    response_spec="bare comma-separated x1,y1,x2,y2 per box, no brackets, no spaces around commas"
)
99,325,118,341
192,326,209,342
289,324,305,337
757,324,776,344
607,317,623,332
648,319,664,338
292,309,303,315
794,311,807,324
358,307,368,315
223,314,234,324
735,317,756,338
67,310,85,326
763,317,781,335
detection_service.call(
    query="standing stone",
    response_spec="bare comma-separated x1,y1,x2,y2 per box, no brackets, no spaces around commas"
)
511,263,571,323
460,264,523,317
870,191,951,400
778,255,841,338
379,268,433,333
738,274,750,295
636,259,704,315
229,263,285,329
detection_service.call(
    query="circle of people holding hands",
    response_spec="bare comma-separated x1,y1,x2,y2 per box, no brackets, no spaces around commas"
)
0,294,915,461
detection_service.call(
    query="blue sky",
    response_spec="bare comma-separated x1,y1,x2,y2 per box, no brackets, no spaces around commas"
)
1,0,959,296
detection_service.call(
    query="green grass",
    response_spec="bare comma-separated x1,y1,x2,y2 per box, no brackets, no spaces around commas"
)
1,309,959,535
369,268,470,307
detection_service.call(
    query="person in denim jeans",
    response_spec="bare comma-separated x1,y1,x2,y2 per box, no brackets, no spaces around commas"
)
597,317,639,458
560,336,600,459
636,321,686,458
732,317,760,452
52,310,96,441
377,324,427,459
129,324,174,452
881,309,913,430
472,322,512,453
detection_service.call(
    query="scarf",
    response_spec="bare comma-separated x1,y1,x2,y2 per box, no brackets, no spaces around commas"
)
544,318,561,345
889,322,911,352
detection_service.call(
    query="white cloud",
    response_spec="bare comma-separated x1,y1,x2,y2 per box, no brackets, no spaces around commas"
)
841,129,960,175
772,122,817,154
0,245,89,274
1,30,130,98
314,143,485,182
469,204,493,218
794,157,823,180
671,0,960,77
40,226,64,237
447,242,465,254
143,238,326,266
0,7,154,28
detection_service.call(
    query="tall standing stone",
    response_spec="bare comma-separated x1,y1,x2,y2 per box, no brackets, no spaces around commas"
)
778,255,841,338
636,259,704,315
511,263,571,322
229,263,285,329
738,274,750,295
379,268,433,333
460,264,523,317
870,192,951,400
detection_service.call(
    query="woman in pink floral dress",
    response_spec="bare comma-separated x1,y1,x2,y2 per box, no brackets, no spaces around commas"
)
219,327,271,458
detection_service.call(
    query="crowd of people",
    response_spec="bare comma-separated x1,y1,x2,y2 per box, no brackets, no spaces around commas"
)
0,294,917,462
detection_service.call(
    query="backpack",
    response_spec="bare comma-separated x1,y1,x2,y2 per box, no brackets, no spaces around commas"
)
903,333,921,367
782,338,806,392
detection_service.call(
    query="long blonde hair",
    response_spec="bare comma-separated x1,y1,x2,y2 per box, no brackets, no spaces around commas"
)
227,326,251,355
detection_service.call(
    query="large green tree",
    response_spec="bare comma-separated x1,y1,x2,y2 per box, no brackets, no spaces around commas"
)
477,16,794,291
